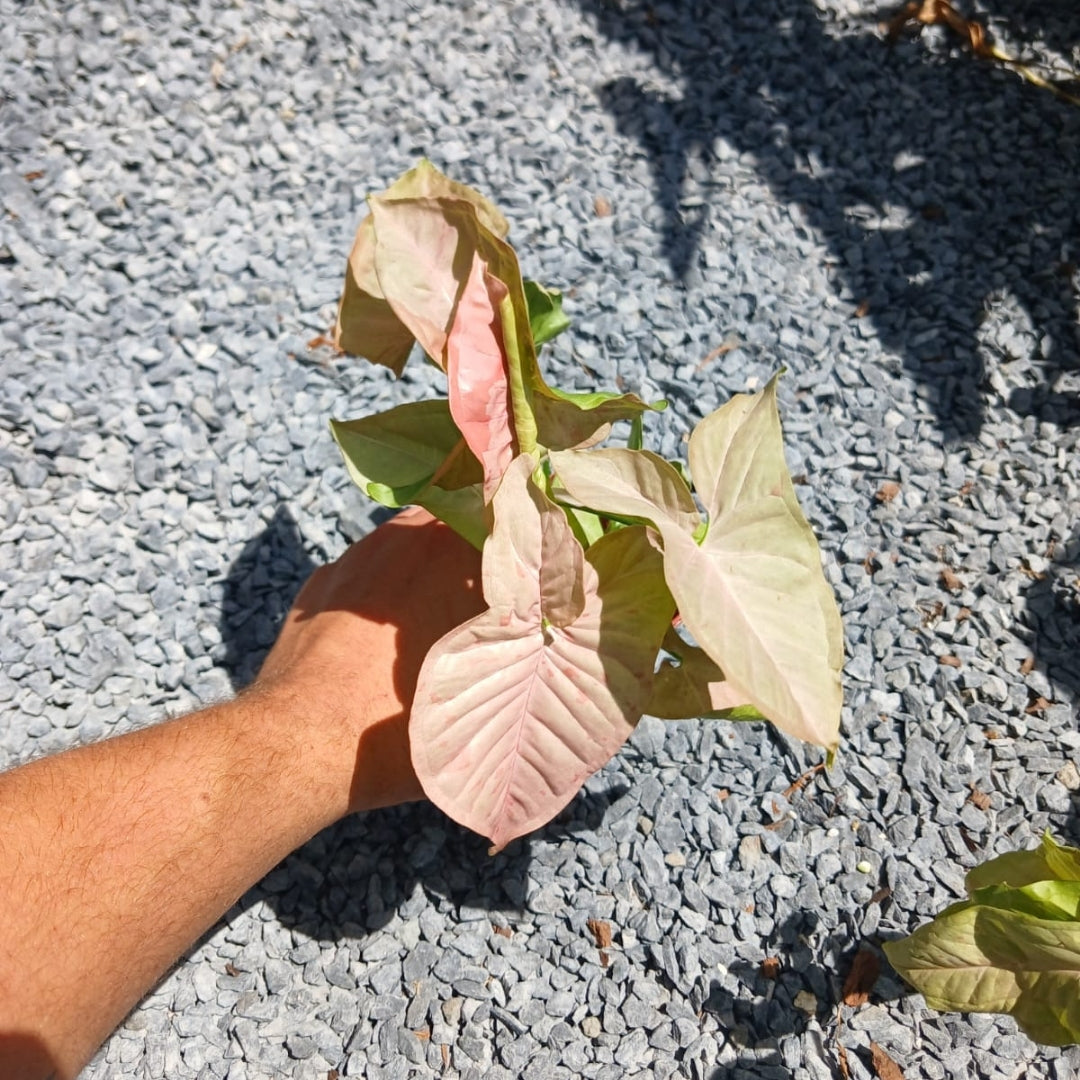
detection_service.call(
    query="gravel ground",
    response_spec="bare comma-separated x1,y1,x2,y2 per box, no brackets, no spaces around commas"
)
2,1,1079,1077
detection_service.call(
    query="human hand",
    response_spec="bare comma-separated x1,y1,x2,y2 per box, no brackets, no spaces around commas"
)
255,508,485,815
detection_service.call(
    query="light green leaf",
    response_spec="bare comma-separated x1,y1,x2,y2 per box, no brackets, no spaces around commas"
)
412,483,488,551
330,401,487,549
884,901,1080,1045
967,834,1080,892
524,279,571,346
1042,833,1080,882
972,881,1080,922
411,472,673,851
549,447,701,534
330,401,477,502
689,373,844,674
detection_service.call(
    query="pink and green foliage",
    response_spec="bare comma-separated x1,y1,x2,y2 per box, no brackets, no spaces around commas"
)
331,161,844,849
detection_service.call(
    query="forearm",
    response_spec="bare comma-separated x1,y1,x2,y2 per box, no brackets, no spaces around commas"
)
0,691,353,1080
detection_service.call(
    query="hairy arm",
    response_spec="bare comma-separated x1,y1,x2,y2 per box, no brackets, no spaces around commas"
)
0,510,483,1079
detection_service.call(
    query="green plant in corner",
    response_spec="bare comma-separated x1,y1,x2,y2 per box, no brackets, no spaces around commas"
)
885,832,1080,1045
329,160,844,851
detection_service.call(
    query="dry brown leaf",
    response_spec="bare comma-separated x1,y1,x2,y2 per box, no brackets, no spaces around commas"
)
760,957,781,979
863,552,882,576
587,918,612,950
492,924,512,939
870,1041,905,1080
440,1044,450,1068
1026,695,1052,715
413,1028,430,1041
716,788,730,803
939,567,963,593
956,606,971,622
968,784,991,811
842,948,880,1008
593,195,612,218
854,299,871,319
23,170,45,182
875,481,901,503
782,762,826,799
1020,656,1035,675
696,340,738,373
598,950,610,968
837,1041,852,1080
224,962,240,977
939,655,962,668
869,885,892,905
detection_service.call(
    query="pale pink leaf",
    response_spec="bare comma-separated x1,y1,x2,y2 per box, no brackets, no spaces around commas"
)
657,499,841,749
412,483,672,849
370,197,473,368
446,255,516,504
480,455,583,630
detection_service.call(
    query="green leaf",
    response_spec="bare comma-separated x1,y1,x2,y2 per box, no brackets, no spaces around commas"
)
549,447,701,534
884,900,1080,1045
972,881,1080,922
330,401,487,549
967,834,1080,891
331,400,474,501
524,280,571,346
411,459,673,851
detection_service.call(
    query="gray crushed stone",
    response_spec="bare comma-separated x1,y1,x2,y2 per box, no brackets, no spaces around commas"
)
1,1,1079,1078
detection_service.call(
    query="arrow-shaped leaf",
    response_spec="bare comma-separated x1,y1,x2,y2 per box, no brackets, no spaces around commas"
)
411,456,673,850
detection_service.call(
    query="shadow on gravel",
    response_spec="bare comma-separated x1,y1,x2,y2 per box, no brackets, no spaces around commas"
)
1020,524,1080,719
219,506,317,690
703,912,905,1079
579,0,1080,439
239,781,634,947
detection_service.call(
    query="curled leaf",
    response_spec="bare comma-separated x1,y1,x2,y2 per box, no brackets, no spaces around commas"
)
446,253,516,503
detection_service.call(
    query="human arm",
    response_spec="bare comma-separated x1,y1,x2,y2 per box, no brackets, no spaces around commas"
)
0,509,484,1080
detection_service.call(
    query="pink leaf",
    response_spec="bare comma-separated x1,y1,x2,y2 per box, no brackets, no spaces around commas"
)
411,458,673,850
446,254,516,504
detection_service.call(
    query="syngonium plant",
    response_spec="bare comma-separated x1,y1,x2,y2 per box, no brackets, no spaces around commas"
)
329,160,844,851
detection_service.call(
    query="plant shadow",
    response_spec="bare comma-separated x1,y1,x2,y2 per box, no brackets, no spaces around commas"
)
702,911,907,1080
577,0,1080,439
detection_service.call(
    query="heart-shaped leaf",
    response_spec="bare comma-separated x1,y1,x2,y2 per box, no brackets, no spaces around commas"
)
550,385,842,750
411,456,673,850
